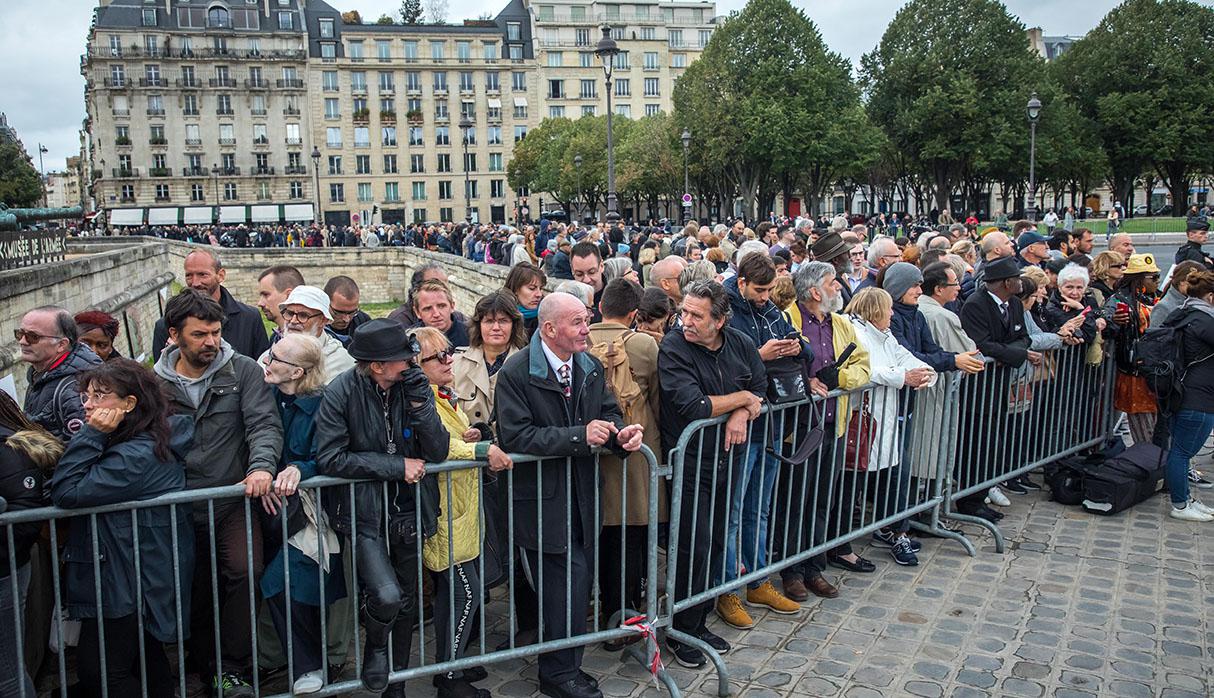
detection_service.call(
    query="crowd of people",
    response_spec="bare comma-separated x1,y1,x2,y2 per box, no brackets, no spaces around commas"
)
6,209,1214,698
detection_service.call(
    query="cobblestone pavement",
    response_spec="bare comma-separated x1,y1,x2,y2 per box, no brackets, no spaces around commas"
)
335,487,1209,698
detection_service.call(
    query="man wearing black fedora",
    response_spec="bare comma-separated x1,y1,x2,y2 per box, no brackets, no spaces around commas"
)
315,318,451,696
811,231,870,307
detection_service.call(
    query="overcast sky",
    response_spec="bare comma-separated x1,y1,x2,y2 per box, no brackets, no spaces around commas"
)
1,0,1124,174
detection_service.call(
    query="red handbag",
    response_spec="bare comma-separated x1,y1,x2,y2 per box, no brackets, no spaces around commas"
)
844,395,875,471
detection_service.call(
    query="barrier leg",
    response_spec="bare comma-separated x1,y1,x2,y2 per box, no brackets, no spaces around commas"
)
606,608,682,698
908,504,975,557
941,504,1005,553
664,628,732,697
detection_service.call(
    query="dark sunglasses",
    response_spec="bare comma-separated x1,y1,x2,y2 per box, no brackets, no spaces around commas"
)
421,349,455,364
13,329,64,343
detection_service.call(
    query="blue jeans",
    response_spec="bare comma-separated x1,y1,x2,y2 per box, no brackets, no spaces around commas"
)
720,440,780,591
1167,410,1214,505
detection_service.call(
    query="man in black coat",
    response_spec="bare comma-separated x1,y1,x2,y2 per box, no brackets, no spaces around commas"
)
16,306,101,441
1175,218,1214,269
152,248,270,361
494,292,645,698
958,256,1041,519
315,320,450,695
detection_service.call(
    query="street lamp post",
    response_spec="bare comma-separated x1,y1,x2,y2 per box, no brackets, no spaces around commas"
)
460,115,473,223
1026,91,1042,223
311,146,322,226
595,25,620,224
37,143,48,208
681,128,691,224
574,154,583,224
210,163,220,204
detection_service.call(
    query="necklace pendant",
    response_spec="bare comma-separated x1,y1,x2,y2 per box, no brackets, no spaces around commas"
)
386,442,397,455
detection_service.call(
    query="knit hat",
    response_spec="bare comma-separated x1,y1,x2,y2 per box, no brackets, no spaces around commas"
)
881,262,924,303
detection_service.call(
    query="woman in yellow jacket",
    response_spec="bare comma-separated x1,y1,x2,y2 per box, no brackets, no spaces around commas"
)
410,327,513,698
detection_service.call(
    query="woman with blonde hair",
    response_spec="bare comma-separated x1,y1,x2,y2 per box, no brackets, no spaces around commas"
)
844,287,936,566
1088,251,1125,304
410,326,512,698
948,239,977,267
638,246,657,285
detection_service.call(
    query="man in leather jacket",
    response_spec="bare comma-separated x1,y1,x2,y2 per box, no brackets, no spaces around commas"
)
315,319,450,696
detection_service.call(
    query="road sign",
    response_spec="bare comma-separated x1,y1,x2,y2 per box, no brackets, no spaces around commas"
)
682,193,692,204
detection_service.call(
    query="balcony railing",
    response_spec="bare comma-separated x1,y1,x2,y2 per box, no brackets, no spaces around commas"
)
176,78,200,88
183,108,200,116
380,110,397,122
155,195,171,202
149,167,171,177
119,196,136,203
351,84,368,94
217,167,240,176
102,78,126,87
285,137,302,145
253,166,276,175
245,78,269,89
283,106,300,116
138,77,165,87
182,167,207,176
146,108,166,116
277,78,305,89
149,137,168,146
284,165,307,175
251,108,267,116
115,137,132,147
209,77,237,88
216,108,234,116
218,138,237,146
111,168,137,178
252,136,270,146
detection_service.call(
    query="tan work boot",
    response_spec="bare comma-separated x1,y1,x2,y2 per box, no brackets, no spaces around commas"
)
745,580,801,614
714,593,755,629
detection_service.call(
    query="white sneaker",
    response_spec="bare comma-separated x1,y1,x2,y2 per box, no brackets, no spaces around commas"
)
987,487,1011,507
293,670,324,695
1169,504,1214,522
1189,498,1214,517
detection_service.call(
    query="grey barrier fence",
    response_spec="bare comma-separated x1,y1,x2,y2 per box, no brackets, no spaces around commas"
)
0,445,676,698
659,343,1117,696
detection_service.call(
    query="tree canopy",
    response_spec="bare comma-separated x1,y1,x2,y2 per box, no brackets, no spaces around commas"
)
0,140,43,208
399,0,423,25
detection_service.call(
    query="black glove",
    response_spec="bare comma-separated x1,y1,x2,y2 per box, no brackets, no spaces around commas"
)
815,363,840,391
400,365,432,404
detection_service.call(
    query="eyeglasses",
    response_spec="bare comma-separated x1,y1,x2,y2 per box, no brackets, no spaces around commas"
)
420,349,455,365
481,316,513,327
330,306,360,318
281,308,324,322
14,329,64,343
268,350,306,370
79,389,115,405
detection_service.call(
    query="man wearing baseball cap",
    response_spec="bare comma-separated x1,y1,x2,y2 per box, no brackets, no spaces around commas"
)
315,319,450,695
258,285,354,384
1015,230,1050,269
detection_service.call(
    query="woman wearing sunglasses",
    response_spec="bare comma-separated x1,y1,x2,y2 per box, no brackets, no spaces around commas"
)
258,333,344,695
49,358,195,698
410,326,512,698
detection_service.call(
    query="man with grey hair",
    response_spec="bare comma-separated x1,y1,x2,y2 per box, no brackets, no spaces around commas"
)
554,279,596,310
866,236,902,274
929,234,953,251
774,263,874,598
947,222,968,242
17,306,101,441
722,240,770,282
658,280,766,669
495,292,644,697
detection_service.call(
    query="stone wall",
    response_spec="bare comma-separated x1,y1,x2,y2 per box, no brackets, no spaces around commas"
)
1,242,175,401
76,237,510,317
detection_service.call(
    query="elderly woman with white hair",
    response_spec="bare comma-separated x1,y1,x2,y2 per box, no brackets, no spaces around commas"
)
1042,263,1104,345
678,259,720,295
602,255,639,287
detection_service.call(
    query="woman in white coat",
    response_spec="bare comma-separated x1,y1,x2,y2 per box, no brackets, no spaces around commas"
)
846,287,936,566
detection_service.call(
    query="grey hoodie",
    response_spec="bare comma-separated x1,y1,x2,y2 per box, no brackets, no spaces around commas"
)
153,341,236,409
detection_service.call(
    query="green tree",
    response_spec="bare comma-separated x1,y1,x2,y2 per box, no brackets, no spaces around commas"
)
399,0,423,24
0,141,42,207
861,0,1043,212
672,0,859,219
616,114,681,220
375,14,395,25
1053,0,1214,214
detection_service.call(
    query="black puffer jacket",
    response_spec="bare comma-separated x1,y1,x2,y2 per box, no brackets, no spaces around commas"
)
315,365,449,540
0,426,60,577
23,343,102,442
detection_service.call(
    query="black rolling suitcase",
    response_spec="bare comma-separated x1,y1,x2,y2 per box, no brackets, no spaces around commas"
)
1081,443,1167,515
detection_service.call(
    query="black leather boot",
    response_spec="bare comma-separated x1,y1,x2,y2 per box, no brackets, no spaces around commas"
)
361,611,395,692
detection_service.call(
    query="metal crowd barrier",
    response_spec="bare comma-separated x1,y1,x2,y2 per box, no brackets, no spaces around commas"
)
0,445,676,698
941,343,1117,552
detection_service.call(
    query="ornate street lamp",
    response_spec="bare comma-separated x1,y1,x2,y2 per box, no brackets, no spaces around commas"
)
460,114,473,223
574,154,583,224
310,146,322,225
1026,92,1042,223
595,25,620,224
681,128,691,224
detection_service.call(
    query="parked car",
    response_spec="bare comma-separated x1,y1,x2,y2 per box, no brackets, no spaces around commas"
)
1133,204,1150,216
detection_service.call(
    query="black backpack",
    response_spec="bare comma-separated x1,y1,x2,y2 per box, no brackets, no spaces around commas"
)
1132,305,1211,411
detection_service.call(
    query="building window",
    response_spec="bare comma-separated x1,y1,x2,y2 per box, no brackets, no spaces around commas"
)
414,208,427,223
641,27,655,40
575,29,590,47
488,153,503,171
290,181,303,198
487,126,502,145
155,184,170,200
464,179,478,199
486,72,500,91
614,52,629,70
321,43,336,61
437,154,451,173
436,127,450,146
411,182,426,200
645,104,661,116
615,79,630,97
253,124,268,144
382,127,397,146
512,72,526,91
669,30,683,48
491,179,504,198
142,8,156,26
537,5,554,21
456,41,471,62
277,11,293,30
207,6,229,28
644,52,658,70
354,127,371,147
385,182,400,201
616,103,631,118
410,154,425,173
379,72,394,92
379,40,393,61
326,127,342,147
409,127,424,146
120,184,135,202
514,125,527,142
644,78,660,97
463,153,477,172
548,80,563,99
484,43,497,61
547,51,562,68
357,183,372,202
580,52,593,68
330,183,345,202
581,105,596,117
672,53,687,68
439,181,452,199
257,181,271,200
507,22,521,41
224,182,238,201
700,30,712,47
325,98,340,119
548,105,565,118
579,79,596,99
319,18,334,38
323,71,338,91
349,41,364,60
431,40,444,60
328,155,342,175
191,184,205,201
459,72,474,91
509,44,522,60
356,154,371,174
384,154,398,173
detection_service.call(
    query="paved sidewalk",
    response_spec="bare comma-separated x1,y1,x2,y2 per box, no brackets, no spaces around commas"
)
337,487,1210,698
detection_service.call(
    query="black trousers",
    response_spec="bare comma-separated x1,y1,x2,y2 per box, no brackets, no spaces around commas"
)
77,615,174,698
265,594,324,682
357,514,421,678
186,504,263,679
599,524,647,621
671,453,732,638
771,424,854,583
519,508,592,685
